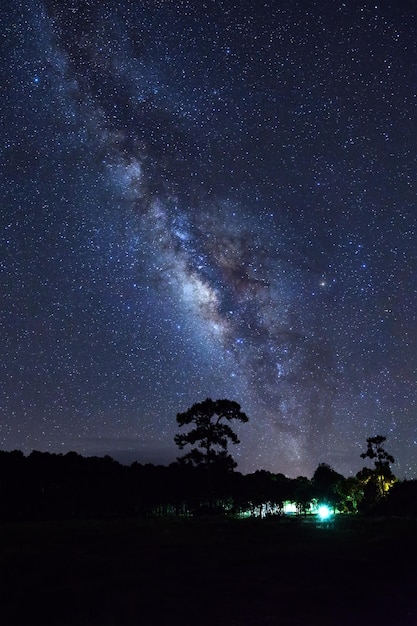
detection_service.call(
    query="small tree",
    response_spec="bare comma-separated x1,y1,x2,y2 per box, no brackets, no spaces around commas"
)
360,435,395,500
174,398,249,472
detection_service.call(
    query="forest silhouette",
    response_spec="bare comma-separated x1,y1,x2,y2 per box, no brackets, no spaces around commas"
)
0,443,415,521
1,401,416,626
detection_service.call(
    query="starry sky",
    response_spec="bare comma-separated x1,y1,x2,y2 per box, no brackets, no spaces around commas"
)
1,0,416,478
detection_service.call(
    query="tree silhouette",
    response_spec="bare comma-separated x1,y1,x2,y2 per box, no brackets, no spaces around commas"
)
335,476,364,513
174,398,249,472
360,435,395,500
312,463,344,511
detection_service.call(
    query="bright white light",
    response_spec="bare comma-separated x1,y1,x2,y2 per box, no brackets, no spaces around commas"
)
283,502,297,514
317,505,332,520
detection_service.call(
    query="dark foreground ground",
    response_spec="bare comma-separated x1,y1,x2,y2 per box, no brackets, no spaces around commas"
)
0,515,415,626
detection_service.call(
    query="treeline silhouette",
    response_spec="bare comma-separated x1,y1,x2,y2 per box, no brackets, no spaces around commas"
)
0,449,415,522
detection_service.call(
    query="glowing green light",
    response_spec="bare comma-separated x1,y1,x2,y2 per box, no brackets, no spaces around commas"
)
317,505,332,520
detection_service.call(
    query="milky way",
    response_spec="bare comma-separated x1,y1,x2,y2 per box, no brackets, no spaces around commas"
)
1,0,416,477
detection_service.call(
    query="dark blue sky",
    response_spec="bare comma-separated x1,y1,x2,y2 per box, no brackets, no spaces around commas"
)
1,0,416,477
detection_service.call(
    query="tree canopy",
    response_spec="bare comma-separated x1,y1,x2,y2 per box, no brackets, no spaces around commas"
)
174,398,249,471
359,435,396,505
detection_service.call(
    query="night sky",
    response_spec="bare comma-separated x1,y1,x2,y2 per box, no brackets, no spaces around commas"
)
2,0,416,478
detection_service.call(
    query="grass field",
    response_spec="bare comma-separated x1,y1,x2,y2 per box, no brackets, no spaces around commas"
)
0,515,415,625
